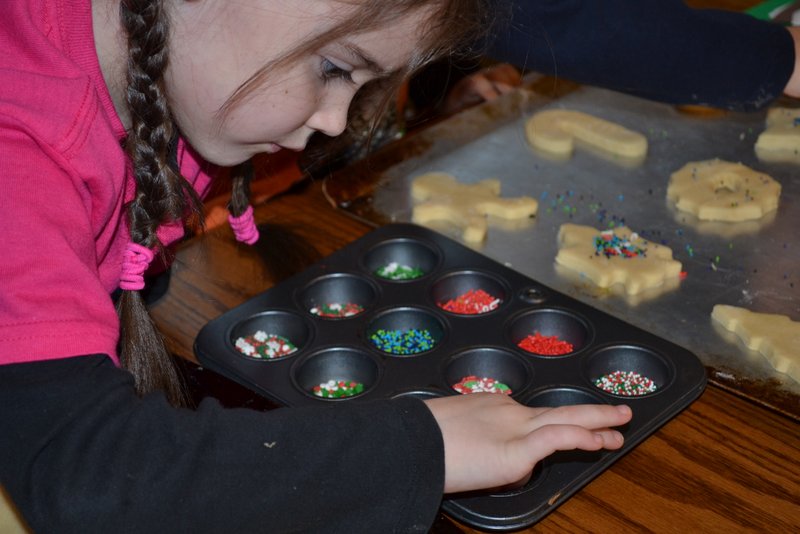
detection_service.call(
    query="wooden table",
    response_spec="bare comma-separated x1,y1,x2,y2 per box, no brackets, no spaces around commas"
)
150,176,799,532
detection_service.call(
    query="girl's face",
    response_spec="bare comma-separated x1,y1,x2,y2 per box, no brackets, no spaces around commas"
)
165,0,431,166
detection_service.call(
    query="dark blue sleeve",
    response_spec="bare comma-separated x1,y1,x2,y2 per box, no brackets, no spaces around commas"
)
487,0,795,111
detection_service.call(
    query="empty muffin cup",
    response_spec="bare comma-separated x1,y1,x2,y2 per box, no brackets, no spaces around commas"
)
362,238,440,281
443,348,530,396
524,387,607,408
293,348,380,400
230,311,311,360
298,273,377,319
431,270,507,315
509,309,589,356
584,345,673,397
366,307,444,356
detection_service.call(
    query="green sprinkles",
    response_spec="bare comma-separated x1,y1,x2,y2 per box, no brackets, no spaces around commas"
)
375,262,425,280
313,379,365,398
370,328,436,355
309,302,364,318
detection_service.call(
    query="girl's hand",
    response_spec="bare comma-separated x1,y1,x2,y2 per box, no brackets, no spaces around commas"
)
784,26,800,99
442,63,522,114
424,394,632,494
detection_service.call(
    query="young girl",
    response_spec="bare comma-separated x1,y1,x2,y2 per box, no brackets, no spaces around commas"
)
0,0,631,531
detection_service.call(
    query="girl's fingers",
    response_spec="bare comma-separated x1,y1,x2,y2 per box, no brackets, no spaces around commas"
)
523,424,625,460
527,404,632,432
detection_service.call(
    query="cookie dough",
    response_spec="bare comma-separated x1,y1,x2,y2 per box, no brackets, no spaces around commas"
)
754,107,800,163
411,172,538,243
711,305,800,382
525,109,648,161
667,159,781,222
555,223,682,296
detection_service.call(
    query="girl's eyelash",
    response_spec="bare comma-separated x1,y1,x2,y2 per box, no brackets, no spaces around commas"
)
321,58,354,84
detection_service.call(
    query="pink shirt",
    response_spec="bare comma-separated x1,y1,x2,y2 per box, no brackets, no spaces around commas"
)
0,0,215,366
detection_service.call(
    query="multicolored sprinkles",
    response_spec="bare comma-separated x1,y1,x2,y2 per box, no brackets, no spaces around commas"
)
369,328,436,355
594,370,657,396
594,230,646,258
309,302,364,318
312,379,365,398
375,262,425,280
518,332,574,356
234,331,297,359
452,375,512,395
439,289,501,315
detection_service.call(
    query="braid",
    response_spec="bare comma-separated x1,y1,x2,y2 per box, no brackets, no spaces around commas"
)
117,0,201,406
228,160,254,218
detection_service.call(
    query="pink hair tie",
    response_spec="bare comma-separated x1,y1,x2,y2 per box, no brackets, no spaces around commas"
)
120,242,155,291
228,204,259,244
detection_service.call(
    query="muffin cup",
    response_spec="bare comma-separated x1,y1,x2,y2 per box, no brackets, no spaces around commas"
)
297,273,377,319
361,238,440,281
584,345,674,398
508,309,590,357
292,347,380,400
431,270,508,316
229,310,311,361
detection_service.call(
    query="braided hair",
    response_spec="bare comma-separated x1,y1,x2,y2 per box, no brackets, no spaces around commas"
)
117,0,202,406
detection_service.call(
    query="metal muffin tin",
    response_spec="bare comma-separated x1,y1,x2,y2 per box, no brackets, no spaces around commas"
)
194,222,707,531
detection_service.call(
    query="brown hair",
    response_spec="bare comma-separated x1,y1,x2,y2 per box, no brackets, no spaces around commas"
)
117,0,494,405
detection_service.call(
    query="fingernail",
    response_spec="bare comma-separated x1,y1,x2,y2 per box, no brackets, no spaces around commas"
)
616,405,631,416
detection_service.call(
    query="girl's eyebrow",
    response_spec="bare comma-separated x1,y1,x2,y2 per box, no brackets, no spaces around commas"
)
341,42,391,76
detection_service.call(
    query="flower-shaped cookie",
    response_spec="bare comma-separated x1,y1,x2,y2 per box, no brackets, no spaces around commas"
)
555,223,682,296
711,304,800,382
411,172,538,243
667,159,781,222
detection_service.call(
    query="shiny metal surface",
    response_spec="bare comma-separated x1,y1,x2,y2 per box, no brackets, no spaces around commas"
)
367,86,800,406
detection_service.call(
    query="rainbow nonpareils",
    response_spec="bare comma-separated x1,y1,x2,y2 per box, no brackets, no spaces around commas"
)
594,370,657,396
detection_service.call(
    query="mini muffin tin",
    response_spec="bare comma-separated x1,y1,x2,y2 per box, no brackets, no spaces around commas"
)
194,223,706,531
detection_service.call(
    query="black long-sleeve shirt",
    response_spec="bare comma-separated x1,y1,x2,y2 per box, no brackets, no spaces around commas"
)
488,0,795,111
0,356,444,533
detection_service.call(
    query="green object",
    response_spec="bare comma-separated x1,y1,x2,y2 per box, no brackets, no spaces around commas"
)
746,0,794,22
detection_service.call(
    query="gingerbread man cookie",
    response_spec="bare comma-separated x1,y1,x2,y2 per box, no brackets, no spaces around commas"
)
754,107,800,163
555,224,682,296
525,109,648,161
711,305,800,382
410,172,538,243
667,159,781,222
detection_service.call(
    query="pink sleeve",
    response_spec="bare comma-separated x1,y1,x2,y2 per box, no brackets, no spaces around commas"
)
0,94,122,366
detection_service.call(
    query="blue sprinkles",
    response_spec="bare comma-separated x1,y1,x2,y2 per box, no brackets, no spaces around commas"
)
370,328,436,355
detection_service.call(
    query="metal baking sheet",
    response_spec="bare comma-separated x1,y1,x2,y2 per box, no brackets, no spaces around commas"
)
325,81,800,417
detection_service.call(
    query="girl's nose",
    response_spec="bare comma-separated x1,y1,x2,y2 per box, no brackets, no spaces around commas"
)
306,95,349,137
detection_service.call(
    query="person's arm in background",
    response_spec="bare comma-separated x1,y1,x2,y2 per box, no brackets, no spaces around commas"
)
485,0,795,111
784,26,800,97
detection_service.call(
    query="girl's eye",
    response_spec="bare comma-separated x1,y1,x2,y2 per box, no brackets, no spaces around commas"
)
321,58,354,84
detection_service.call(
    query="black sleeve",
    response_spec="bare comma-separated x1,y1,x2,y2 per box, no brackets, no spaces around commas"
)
487,0,795,111
0,356,444,533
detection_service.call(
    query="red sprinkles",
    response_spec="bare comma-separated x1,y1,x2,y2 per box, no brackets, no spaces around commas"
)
439,289,501,315
518,331,574,355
